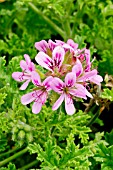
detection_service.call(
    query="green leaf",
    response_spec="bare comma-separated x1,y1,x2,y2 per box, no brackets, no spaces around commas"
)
0,93,7,106
0,163,16,170
105,130,113,146
95,143,113,169
0,131,7,152
101,88,113,101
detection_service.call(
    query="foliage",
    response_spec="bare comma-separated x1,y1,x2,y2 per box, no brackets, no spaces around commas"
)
101,88,113,102
0,0,113,169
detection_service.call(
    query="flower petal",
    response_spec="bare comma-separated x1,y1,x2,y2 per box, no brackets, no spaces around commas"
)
27,62,35,72
52,94,64,110
67,39,78,50
20,60,28,70
40,92,48,104
85,49,90,64
32,101,42,114
48,39,57,51
35,52,53,72
52,46,65,68
70,84,87,99
69,89,86,99
90,75,103,85
24,54,31,64
12,72,24,82
55,40,65,46
35,40,49,53
31,71,41,86
72,59,83,77
51,77,64,93
78,69,97,82
65,72,76,87
20,79,30,90
84,49,91,71
85,88,93,98
43,76,53,91
62,44,74,53
65,94,75,115
21,92,35,105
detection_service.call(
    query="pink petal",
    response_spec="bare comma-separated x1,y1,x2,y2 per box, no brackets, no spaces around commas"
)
55,40,65,46
62,44,74,53
72,59,83,77
52,46,65,68
85,88,93,98
24,54,31,64
20,60,28,70
35,40,49,53
65,72,76,87
21,92,35,105
78,69,97,82
65,94,75,115
32,101,42,114
20,79,30,90
48,39,57,51
35,52,53,72
32,90,43,99
31,71,41,86
12,72,24,82
27,62,35,72
24,54,35,72
52,94,65,110
51,77,64,93
40,92,48,104
90,75,103,85
85,49,90,64
84,49,91,71
70,84,87,99
67,39,78,50
43,76,53,91
69,89,87,99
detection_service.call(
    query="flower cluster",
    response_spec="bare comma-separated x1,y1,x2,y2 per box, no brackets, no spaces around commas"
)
12,39,103,115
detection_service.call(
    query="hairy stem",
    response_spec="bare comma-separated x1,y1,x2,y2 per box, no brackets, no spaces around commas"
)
28,2,65,40
63,1,73,40
86,107,101,127
0,147,19,158
18,160,38,170
84,98,95,113
0,147,28,167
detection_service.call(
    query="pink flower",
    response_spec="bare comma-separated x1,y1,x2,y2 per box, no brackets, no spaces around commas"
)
35,39,59,53
55,39,79,54
21,71,53,114
72,59,103,85
52,72,88,115
35,40,49,53
35,46,65,73
35,39,79,54
12,54,35,90
77,49,91,72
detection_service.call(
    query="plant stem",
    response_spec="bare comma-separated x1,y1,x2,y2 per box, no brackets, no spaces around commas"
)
0,147,28,167
86,108,101,127
63,1,73,40
18,160,38,170
84,98,95,113
0,147,19,158
28,2,65,39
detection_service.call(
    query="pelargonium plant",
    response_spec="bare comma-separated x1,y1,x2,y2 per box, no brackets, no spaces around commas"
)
12,39,103,115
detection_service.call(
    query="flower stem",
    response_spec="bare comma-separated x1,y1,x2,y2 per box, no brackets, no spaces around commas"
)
0,147,19,158
86,107,101,127
0,147,28,167
28,2,65,39
18,160,38,170
84,98,95,113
